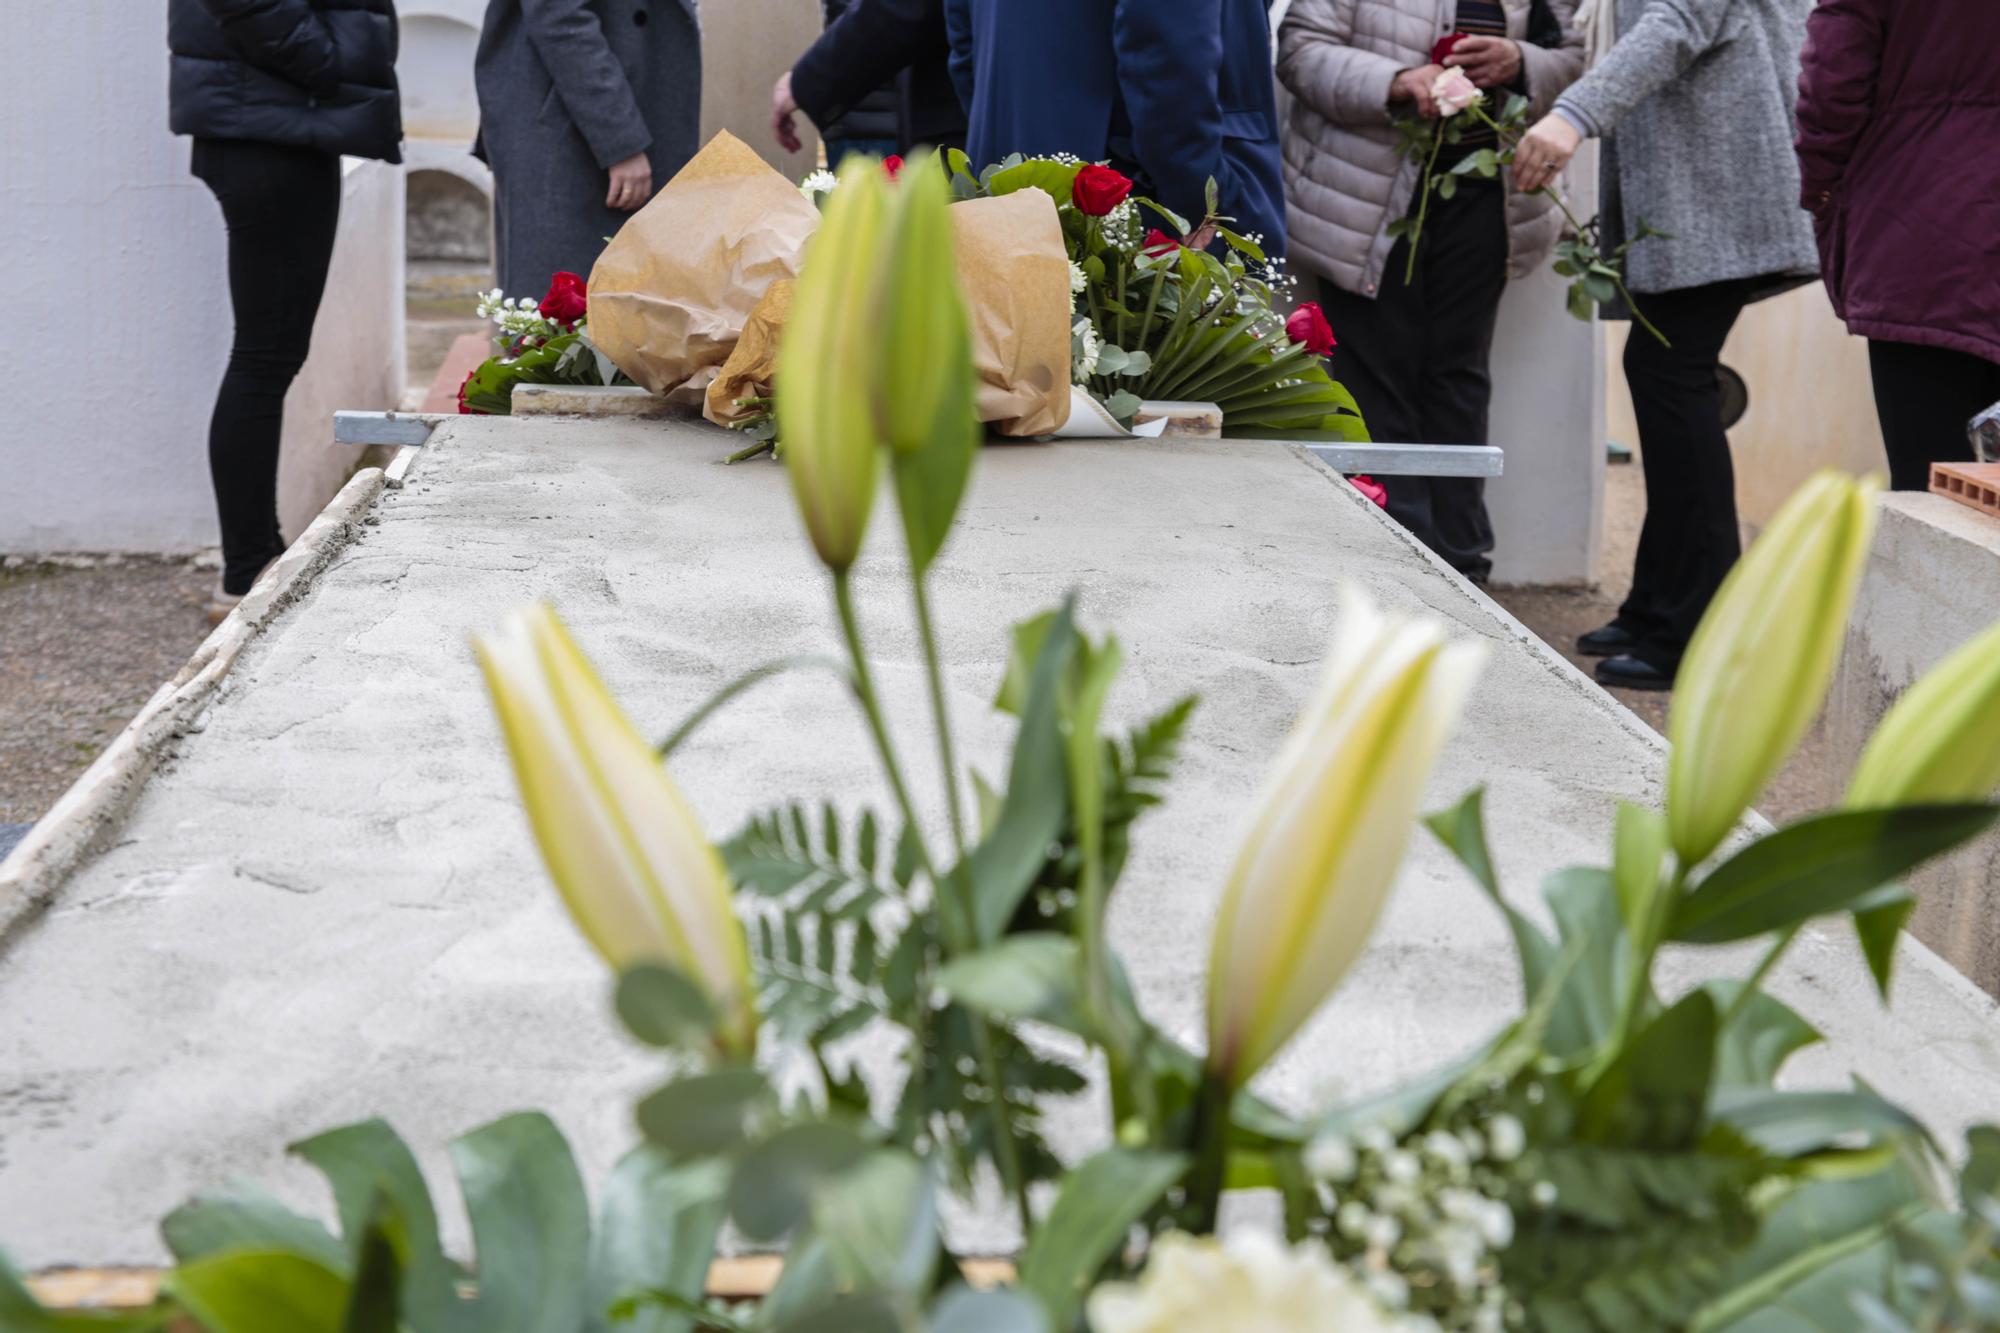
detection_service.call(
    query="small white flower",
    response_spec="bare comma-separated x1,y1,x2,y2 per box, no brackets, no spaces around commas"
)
1476,1200,1515,1249
1071,317,1102,379
1366,1268,1411,1311
1088,1232,1418,1333
1337,1201,1372,1239
799,169,839,197
1359,1124,1396,1155
1069,259,1089,295
1486,1114,1526,1162
1364,1213,1403,1250
1306,1134,1358,1183
1382,1149,1421,1185
1529,1180,1558,1208
1457,1127,1487,1161
1423,1130,1469,1173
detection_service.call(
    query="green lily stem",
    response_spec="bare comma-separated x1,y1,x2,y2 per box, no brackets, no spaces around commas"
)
655,654,851,758
1183,1075,1232,1235
1403,123,1448,286
910,576,968,859
1607,862,1687,1065
1719,925,1799,1032
837,567,1034,1232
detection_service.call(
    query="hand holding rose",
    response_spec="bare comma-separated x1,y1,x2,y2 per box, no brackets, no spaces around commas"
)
1390,63,1447,118
1442,35,1523,89
1514,114,1583,193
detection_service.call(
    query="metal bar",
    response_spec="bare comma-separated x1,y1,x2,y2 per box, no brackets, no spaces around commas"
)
1295,442,1504,478
334,410,449,448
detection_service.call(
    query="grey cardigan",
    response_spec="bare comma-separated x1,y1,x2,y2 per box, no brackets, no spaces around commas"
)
1555,0,1817,295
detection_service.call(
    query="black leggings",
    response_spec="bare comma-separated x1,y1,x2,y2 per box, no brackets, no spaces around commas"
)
1867,340,1997,491
1614,278,1756,673
193,139,342,595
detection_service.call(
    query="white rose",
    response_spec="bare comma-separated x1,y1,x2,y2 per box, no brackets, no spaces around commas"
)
1432,67,1484,117
1087,1232,1420,1333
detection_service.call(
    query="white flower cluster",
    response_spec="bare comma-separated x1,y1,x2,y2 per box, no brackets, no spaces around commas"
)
475,289,563,347
1304,1111,1536,1333
1090,1231,1425,1333
1069,260,1089,295
1103,197,1141,248
1072,316,1102,380
798,169,839,200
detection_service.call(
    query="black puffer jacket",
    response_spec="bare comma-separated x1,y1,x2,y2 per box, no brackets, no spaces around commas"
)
169,0,402,163
814,0,900,143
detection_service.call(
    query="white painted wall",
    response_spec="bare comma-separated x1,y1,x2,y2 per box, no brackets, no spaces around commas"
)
1487,149,1606,585
0,0,404,556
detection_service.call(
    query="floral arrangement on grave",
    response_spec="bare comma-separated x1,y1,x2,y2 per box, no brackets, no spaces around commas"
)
1395,43,1670,346
14,148,2000,1333
456,270,634,415
727,152,1366,456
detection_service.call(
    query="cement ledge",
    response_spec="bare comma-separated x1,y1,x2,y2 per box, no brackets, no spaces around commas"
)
0,467,389,944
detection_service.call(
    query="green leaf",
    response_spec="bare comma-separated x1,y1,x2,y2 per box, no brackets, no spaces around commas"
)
1708,1088,1924,1159
968,602,1075,943
450,1111,591,1333
586,1148,728,1333
636,1068,769,1158
1853,886,1915,998
1018,1149,1186,1327
1671,805,2000,944
1543,866,1631,1062
1694,1166,1931,1331
984,159,1082,204
928,1286,1053,1333
1215,228,1266,262
1703,981,1820,1089
1579,988,1718,1149
1614,802,1670,936
165,1251,351,1333
161,1184,347,1273
341,1202,404,1333
290,1118,461,1329
936,933,1081,1025
811,1152,939,1297
616,965,720,1050
727,1123,869,1242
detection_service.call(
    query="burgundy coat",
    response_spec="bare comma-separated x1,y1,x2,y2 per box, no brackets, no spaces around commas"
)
1795,0,2000,365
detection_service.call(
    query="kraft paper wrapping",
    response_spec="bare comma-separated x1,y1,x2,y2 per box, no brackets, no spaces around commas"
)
950,191,1072,437
587,132,820,403
704,279,792,426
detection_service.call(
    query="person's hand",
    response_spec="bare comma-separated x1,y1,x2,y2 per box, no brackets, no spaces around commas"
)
1513,114,1582,192
1390,63,1446,118
1444,35,1522,89
771,71,802,154
607,151,653,211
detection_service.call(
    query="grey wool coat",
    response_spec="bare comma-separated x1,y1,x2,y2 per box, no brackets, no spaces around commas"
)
475,0,701,296
1555,0,1818,295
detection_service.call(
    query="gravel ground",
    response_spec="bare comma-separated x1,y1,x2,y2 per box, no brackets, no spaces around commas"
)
0,558,216,828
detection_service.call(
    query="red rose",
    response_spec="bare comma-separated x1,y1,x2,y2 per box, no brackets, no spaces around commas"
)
539,271,588,326
1430,32,1466,65
1285,302,1338,357
1142,228,1181,258
883,154,904,180
457,368,487,416
1072,164,1135,217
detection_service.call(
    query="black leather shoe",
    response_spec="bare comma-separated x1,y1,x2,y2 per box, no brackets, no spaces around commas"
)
1576,623,1639,657
1596,654,1675,692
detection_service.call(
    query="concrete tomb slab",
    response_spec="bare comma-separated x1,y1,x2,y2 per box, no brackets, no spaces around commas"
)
2,419,1997,1267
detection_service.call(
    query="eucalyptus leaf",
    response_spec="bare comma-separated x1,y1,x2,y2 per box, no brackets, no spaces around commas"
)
291,1118,462,1329
727,1122,868,1242
1018,1149,1186,1327
636,1068,769,1158
928,1285,1052,1333
161,1183,347,1274
165,1251,351,1333
616,964,718,1050
587,1148,728,1333
451,1112,592,1333
811,1151,939,1297
936,933,1080,1025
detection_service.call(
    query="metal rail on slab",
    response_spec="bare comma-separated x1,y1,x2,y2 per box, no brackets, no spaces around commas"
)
1279,441,1505,478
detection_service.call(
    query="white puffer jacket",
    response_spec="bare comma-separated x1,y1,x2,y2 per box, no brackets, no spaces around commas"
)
1278,0,1584,298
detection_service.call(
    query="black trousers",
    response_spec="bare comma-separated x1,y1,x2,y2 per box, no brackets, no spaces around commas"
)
1614,278,1757,673
1868,340,1998,491
193,139,343,595
1317,180,1508,580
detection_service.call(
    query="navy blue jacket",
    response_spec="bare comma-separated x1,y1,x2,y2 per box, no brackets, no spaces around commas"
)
944,0,1285,257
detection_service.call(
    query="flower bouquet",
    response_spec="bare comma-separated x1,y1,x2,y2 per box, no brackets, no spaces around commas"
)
1394,51,1670,346
11,145,2000,1333
456,271,633,415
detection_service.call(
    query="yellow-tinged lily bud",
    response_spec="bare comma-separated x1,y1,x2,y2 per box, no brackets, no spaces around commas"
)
1847,620,2000,807
879,153,975,457
1666,470,1882,866
475,604,756,1054
1205,591,1485,1087
776,156,890,572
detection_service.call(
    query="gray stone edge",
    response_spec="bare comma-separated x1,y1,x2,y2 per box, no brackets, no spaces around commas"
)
0,467,390,947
